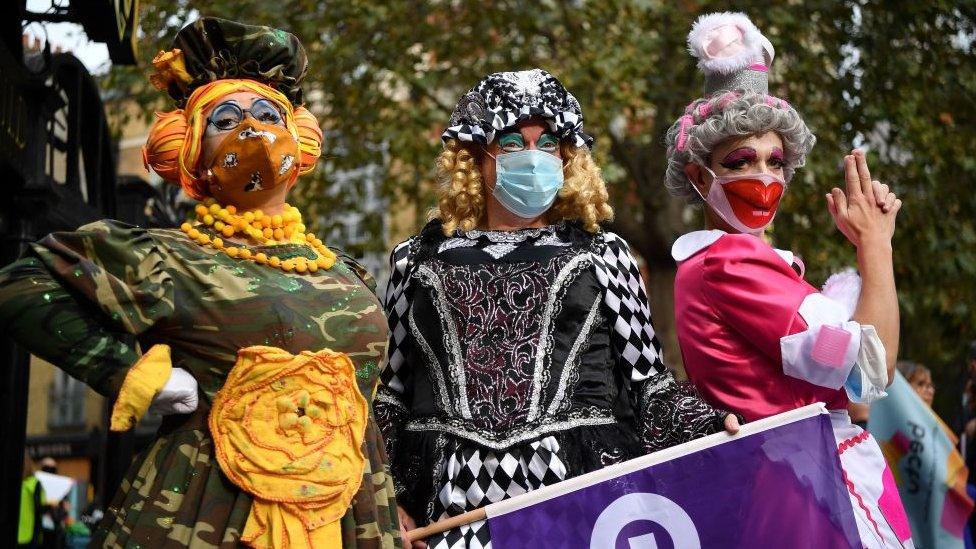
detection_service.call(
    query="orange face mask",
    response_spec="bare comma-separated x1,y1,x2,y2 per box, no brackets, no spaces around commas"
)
207,121,300,194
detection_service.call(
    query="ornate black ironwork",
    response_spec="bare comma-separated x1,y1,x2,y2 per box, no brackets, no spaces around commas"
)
0,2,139,542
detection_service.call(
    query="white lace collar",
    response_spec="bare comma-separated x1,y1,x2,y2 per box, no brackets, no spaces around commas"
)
460,225,559,243
671,230,796,268
442,224,569,259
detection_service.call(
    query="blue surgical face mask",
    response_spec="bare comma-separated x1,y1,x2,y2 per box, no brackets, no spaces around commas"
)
489,149,565,219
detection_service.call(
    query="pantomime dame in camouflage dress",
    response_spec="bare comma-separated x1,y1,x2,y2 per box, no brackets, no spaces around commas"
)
0,18,400,548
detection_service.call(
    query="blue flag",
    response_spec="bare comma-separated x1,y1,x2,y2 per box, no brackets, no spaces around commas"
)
869,372,973,549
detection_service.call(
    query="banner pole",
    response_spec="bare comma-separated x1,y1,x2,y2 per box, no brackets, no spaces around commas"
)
406,508,487,542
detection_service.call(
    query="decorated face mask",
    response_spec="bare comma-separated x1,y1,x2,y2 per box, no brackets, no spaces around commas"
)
207,120,299,194
489,150,565,219
693,165,786,234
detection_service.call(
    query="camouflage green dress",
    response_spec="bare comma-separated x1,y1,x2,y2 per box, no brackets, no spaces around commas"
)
0,220,401,548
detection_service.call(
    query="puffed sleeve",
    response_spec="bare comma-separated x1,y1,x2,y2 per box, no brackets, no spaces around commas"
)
593,232,732,452
0,220,175,418
373,238,416,496
701,234,886,403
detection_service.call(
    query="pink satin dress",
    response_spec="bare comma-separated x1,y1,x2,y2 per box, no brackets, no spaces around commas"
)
674,230,913,548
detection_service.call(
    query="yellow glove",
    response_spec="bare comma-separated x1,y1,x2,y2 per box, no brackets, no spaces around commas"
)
109,344,173,431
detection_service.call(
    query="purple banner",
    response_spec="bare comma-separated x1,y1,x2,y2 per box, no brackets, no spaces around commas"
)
487,413,860,548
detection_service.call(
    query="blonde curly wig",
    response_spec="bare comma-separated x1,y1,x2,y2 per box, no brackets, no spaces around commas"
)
432,139,613,235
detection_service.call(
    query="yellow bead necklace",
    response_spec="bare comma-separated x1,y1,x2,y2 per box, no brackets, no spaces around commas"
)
181,198,337,273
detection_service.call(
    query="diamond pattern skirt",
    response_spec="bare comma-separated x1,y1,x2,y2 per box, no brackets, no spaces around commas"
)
426,436,568,549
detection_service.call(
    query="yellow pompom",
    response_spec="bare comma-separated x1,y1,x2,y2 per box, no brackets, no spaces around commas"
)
225,205,237,214
214,221,225,231
203,214,214,225
243,212,255,223
279,412,298,429
212,238,224,249
180,222,192,232
263,227,274,239
187,228,201,239
195,204,208,217
221,225,235,238
209,203,221,214
305,404,323,418
254,252,268,264
226,247,240,258
239,248,252,260
307,261,319,273
197,234,211,244
273,228,285,240
271,214,283,228
281,260,295,272
276,396,293,412
269,256,282,268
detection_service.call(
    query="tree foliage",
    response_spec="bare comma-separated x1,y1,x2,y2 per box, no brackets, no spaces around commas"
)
104,1,976,417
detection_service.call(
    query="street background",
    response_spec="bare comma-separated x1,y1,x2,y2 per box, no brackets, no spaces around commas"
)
4,2,975,545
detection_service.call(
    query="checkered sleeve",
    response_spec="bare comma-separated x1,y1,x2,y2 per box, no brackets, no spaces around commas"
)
375,238,416,480
592,232,666,380
593,233,733,452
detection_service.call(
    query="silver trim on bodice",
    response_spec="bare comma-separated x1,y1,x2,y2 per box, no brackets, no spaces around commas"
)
404,406,617,451
410,246,605,446
527,253,592,421
415,264,473,418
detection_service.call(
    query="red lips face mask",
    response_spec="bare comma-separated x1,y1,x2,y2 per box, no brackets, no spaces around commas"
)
694,166,786,234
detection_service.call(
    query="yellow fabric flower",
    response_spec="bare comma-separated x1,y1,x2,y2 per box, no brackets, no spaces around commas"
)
110,344,172,432
209,346,368,548
149,48,193,92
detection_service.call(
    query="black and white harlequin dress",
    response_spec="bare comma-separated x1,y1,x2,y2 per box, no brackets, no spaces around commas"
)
374,221,730,549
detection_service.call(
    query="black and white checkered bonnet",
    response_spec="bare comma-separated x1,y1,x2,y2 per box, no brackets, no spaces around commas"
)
442,69,593,149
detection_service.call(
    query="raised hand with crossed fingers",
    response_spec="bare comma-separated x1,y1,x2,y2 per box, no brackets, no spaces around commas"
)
825,149,902,384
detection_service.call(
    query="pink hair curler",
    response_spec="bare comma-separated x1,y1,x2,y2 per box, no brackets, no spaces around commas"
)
811,325,853,367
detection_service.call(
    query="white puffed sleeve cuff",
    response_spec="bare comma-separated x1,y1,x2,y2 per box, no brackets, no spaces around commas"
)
845,325,888,403
779,293,887,403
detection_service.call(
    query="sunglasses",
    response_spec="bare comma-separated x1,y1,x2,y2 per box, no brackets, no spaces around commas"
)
206,99,284,131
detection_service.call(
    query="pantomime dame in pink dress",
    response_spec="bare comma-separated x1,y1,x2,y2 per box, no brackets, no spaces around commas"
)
663,13,913,548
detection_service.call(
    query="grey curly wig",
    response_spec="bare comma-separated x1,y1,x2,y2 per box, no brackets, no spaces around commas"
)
663,90,816,200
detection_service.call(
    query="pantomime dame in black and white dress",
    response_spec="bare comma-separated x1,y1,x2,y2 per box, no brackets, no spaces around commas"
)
373,69,739,549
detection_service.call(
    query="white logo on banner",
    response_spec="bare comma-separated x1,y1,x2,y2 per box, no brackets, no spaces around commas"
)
589,492,701,549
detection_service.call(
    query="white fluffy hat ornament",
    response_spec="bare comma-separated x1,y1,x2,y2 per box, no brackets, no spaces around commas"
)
688,12,775,95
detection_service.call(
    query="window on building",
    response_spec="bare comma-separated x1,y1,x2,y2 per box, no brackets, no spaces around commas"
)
48,370,87,429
